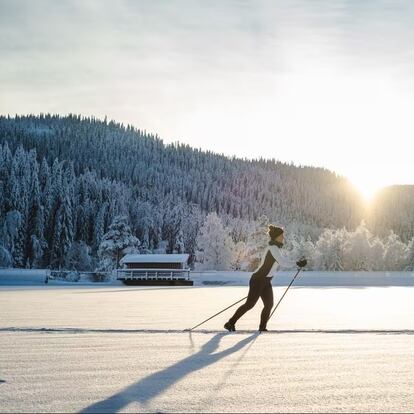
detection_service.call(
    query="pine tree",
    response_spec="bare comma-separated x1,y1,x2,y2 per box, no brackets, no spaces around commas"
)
174,229,185,254
181,204,204,266
130,201,154,251
93,202,107,253
0,142,12,213
39,157,52,237
97,215,140,271
45,159,63,265
8,148,28,267
65,241,93,271
50,175,74,269
26,156,46,267
161,198,183,254
1,211,22,267
0,244,12,267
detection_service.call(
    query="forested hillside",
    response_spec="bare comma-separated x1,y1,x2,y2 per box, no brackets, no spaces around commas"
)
0,114,363,227
367,186,414,242
0,114,412,271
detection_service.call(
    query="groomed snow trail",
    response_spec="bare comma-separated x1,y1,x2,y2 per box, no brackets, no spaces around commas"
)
1,285,414,413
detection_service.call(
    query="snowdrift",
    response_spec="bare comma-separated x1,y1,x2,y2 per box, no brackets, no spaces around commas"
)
0,269,48,285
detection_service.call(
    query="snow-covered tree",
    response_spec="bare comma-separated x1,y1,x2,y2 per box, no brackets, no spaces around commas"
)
231,240,247,271
130,201,153,251
225,216,250,244
0,208,13,268
180,204,204,266
1,210,23,267
383,231,408,271
96,215,140,271
174,229,185,254
0,115,413,271
369,237,385,271
245,215,270,271
153,239,168,254
196,212,235,270
314,228,346,271
405,237,414,271
0,142,12,213
343,221,372,271
93,202,107,252
290,236,315,270
50,177,74,269
65,241,93,271
26,155,46,267
161,198,185,254
0,245,12,268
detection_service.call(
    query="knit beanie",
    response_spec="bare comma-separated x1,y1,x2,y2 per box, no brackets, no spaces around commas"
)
268,225,284,240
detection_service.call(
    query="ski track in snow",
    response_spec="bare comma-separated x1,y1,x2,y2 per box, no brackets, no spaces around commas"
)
1,285,414,413
2,327,414,335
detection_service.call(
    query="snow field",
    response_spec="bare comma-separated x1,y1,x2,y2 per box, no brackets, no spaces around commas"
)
1,285,414,412
2,269,414,288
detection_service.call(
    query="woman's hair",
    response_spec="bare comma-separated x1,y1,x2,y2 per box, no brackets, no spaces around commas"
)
268,224,284,240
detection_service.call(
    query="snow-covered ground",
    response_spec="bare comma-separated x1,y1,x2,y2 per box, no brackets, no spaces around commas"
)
2,268,414,287
1,278,414,412
192,270,414,287
0,268,49,284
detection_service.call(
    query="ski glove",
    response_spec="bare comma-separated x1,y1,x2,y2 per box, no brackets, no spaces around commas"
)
296,259,307,268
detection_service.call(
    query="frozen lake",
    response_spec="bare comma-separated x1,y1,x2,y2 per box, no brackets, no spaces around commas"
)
1,284,414,412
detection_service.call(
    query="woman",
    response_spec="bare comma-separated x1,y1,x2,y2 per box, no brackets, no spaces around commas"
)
225,225,307,332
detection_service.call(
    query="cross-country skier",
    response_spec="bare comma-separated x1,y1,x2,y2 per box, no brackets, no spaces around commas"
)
224,225,307,332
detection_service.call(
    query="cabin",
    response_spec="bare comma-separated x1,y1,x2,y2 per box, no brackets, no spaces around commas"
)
117,253,193,286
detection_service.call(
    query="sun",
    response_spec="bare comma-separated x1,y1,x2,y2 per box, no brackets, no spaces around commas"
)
347,175,384,203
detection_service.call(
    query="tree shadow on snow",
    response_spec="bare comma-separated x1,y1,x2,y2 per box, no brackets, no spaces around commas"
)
79,332,258,413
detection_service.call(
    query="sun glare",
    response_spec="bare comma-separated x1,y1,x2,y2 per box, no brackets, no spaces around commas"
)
347,176,384,204
343,162,412,204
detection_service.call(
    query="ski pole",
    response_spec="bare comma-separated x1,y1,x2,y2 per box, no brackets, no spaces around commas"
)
267,267,302,324
185,295,248,332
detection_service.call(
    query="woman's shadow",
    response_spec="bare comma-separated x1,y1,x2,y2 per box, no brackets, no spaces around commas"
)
80,332,258,413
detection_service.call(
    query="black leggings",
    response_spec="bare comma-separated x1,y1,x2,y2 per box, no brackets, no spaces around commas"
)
229,274,274,329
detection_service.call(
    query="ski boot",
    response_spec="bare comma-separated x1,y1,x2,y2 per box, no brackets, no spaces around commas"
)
224,321,236,332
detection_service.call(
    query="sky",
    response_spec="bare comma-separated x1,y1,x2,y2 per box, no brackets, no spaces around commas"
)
1,0,413,200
